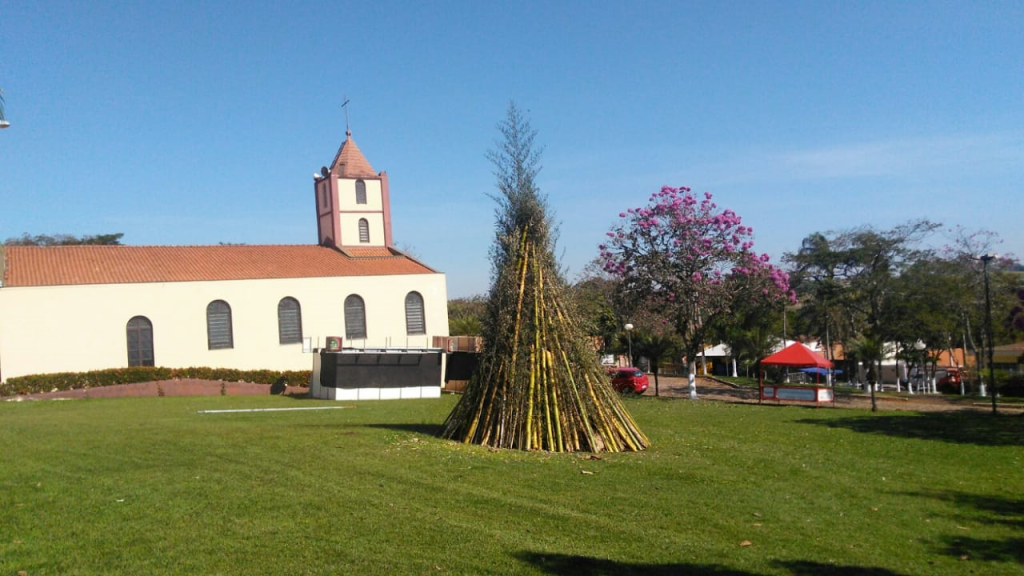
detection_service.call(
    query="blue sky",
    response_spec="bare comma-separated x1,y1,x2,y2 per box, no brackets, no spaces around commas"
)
1,1,1021,297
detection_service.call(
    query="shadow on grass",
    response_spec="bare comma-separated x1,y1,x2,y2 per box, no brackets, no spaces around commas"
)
514,552,909,575
776,560,909,575
281,392,312,400
939,536,1024,564
793,411,1024,446
897,489,1024,564
364,422,445,436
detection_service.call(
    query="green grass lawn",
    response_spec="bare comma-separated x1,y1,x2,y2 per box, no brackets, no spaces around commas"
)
2,394,1021,575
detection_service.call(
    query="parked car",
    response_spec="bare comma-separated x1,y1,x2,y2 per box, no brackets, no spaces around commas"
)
937,368,968,394
608,367,649,394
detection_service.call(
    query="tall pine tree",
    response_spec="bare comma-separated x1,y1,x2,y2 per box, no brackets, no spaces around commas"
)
441,104,648,452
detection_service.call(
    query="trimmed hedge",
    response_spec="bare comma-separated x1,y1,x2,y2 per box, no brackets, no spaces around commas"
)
0,367,312,397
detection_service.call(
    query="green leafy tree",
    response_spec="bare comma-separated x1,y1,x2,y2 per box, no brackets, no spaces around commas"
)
711,301,783,379
630,330,679,396
849,334,888,412
786,233,852,368
5,232,124,245
881,257,974,389
786,221,939,388
1008,287,1024,334
569,259,623,355
841,222,940,341
925,227,1021,408
448,295,487,335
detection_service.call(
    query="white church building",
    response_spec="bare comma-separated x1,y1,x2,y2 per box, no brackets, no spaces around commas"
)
0,130,449,384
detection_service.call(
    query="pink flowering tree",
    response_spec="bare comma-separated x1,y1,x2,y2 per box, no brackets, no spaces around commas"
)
600,186,793,398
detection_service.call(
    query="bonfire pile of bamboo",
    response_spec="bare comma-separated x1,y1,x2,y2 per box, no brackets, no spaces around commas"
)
442,229,649,453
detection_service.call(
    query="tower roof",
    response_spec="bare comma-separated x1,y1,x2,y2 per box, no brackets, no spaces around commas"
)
329,131,378,178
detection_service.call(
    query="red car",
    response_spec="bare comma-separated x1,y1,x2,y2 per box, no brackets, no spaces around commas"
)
937,368,968,394
608,367,649,394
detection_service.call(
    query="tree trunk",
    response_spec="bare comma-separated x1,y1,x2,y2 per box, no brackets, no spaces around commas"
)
869,362,878,412
688,359,698,399
651,362,660,397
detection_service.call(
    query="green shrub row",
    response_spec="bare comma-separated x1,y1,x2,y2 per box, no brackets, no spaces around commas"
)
1000,373,1024,397
0,367,312,397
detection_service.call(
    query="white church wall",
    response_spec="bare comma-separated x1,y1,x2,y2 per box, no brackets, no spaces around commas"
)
334,177,386,246
336,178,383,211
338,213,386,246
0,272,448,382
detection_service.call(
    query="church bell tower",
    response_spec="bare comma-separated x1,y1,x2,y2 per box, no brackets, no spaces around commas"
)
314,130,393,250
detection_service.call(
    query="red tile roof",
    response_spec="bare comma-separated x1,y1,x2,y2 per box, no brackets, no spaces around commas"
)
330,132,378,179
1,245,438,288
342,246,401,258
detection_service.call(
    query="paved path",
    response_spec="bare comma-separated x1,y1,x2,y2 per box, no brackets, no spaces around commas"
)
648,375,1019,413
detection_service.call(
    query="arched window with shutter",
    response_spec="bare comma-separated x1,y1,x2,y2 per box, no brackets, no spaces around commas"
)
355,179,367,204
358,219,370,243
207,300,234,350
278,297,303,344
345,294,367,339
126,316,154,366
405,292,426,335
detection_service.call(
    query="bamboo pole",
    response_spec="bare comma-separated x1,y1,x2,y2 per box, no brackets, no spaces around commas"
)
526,346,536,450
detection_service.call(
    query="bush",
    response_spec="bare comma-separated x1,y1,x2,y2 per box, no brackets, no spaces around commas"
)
0,367,312,397
1000,373,1024,397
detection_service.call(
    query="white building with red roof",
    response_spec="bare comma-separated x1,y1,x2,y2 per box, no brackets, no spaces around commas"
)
0,131,449,384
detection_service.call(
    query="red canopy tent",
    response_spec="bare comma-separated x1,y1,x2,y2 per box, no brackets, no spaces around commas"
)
759,342,835,405
761,342,833,369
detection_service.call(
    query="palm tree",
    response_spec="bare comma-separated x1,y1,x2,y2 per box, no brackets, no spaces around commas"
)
631,332,680,397
851,334,886,412
726,325,781,379
449,315,483,336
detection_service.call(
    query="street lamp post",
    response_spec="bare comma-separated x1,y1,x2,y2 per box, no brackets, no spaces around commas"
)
913,340,926,395
980,254,997,414
624,323,634,368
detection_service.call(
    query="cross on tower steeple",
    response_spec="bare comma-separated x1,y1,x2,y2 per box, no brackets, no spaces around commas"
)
341,96,351,135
